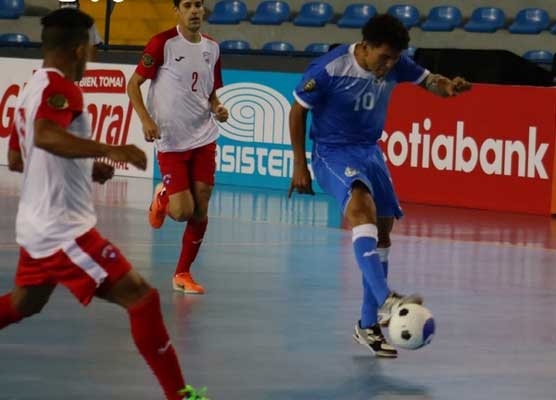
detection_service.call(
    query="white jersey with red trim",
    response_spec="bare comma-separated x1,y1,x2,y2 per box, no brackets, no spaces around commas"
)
136,26,223,153
13,68,96,258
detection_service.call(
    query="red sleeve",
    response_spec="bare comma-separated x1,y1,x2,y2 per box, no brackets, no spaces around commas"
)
136,30,175,80
8,125,20,151
35,72,83,129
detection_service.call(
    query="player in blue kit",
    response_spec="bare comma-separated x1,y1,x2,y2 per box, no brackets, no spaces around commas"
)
289,14,471,358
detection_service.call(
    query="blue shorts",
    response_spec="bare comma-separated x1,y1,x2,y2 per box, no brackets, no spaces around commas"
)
312,143,403,218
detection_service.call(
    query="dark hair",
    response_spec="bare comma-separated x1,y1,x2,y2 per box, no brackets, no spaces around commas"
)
174,0,203,6
41,8,93,51
361,14,409,51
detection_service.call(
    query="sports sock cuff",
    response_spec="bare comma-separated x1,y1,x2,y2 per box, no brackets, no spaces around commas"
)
377,247,391,263
352,224,378,242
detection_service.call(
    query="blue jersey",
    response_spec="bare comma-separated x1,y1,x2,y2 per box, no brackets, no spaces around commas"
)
293,44,428,145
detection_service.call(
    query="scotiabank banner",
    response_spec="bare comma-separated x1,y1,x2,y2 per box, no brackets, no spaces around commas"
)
0,58,153,178
383,83,556,215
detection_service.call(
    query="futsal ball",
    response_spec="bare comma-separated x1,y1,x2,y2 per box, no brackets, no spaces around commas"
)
388,303,435,350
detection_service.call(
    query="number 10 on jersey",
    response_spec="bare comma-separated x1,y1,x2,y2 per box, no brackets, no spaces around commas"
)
354,92,375,111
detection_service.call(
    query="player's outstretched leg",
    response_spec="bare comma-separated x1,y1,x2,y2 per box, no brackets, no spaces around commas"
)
0,285,55,330
99,270,187,400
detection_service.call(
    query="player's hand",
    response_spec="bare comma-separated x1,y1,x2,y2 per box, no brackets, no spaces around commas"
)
288,164,315,198
214,104,229,123
452,76,472,94
92,161,114,184
437,76,472,97
106,145,147,171
142,117,160,142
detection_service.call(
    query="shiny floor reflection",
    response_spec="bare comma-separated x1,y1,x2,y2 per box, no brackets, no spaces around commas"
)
1,170,555,400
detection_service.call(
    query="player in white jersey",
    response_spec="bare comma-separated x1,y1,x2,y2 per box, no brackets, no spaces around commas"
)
0,9,206,400
127,0,228,295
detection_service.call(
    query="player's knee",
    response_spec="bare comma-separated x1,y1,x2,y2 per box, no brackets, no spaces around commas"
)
345,201,376,225
169,206,193,222
173,210,193,222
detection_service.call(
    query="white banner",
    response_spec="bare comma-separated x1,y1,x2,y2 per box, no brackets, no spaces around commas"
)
0,58,153,178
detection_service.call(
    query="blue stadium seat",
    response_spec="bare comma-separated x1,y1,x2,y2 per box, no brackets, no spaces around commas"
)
421,6,462,31
293,2,333,27
508,8,549,34
0,33,29,43
208,0,248,24
523,50,553,65
0,0,24,19
305,42,330,53
251,1,290,25
387,4,420,29
220,39,250,51
337,4,376,28
464,7,506,33
262,41,294,52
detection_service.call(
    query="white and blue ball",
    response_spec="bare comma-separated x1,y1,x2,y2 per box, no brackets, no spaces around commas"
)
388,303,435,350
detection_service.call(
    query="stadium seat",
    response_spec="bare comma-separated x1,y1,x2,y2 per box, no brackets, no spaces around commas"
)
387,5,420,29
207,0,248,24
251,1,290,25
337,4,376,28
305,42,330,53
421,6,462,31
550,21,556,34
523,50,553,65
220,39,250,51
262,41,294,52
0,33,29,43
0,0,24,19
464,7,506,33
508,8,549,34
293,2,333,27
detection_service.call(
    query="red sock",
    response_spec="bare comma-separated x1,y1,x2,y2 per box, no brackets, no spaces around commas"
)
175,218,208,275
128,289,185,400
0,293,23,330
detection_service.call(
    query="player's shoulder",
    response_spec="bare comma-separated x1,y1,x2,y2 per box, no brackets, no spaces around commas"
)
41,70,83,111
306,44,351,76
201,33,219,44
149,27,180,47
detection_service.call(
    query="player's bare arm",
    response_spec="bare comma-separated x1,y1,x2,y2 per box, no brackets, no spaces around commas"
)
209,92,228,122
288,101,314,198
92,161,115,184
8,149,23,172
35,119,147,170
127,72,160,142
420,73,472,97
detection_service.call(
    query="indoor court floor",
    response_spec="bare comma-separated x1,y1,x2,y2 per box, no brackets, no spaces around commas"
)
1,166,555,400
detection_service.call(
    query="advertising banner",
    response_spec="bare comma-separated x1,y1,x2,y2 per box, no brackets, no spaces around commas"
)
2,57,555,214
383,84,556,215
0,58,154,178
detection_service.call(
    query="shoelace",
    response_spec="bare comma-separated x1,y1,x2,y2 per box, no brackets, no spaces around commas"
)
178,385,209,400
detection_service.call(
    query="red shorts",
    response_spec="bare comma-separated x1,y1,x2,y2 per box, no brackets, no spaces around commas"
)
157,142,217,196
15,228,132,306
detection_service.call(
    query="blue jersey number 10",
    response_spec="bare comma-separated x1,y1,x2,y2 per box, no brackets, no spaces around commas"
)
354,92,375,111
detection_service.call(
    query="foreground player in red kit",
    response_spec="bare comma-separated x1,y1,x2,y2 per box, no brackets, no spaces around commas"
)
128,0,228,295
1,8,206,400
